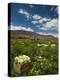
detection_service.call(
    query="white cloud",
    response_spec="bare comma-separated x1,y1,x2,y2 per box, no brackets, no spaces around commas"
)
36,25,47,30
44,18,58,29
18,9,42,21
9,25,33,32
32,16,51,25
32,20,38,24
36,25,49,31
39,17,50,23
18,9,31,20
32,17,58,31
18,9,29,15
32,14,42,20
36,18,58,37
37,32,58,37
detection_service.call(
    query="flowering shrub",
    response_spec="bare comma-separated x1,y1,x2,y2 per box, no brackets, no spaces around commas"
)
14,55,31,64
13,55,31,76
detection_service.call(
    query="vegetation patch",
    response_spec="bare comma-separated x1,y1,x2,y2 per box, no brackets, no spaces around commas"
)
10,38,58,76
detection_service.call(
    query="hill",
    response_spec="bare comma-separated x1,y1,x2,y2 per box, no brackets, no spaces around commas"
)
8,30,58,40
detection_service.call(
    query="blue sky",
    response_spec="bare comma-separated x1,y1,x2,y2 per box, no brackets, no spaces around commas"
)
9,3,58,37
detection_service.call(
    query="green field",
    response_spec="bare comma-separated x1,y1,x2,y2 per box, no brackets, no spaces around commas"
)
10,38,58,77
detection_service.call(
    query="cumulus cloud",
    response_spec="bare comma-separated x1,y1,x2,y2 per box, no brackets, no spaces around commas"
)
9,25,34,32
32,14,42,20
32,15,58,31
32,17,58,37
32,16,51,25
41,19,58,31
44,18,58,29
39,17,50,23
18,9,31,20
36,18,58,37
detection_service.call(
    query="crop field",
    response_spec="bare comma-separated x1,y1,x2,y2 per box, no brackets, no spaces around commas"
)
9,38,58,77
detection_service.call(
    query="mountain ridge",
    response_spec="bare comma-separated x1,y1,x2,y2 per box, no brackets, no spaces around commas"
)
8,30,58,40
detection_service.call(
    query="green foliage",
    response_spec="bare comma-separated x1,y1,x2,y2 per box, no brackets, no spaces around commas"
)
10,38,58,76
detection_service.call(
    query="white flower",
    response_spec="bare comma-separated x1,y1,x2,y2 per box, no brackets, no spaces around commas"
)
14,55,31,64
41,62,43,65
37,43,48,47
26,57,31,62
18,59,24,63
38,56,42,59
15,56,18,61
43,57,46,61
51,44,56,47
41,44,48,47
37,44,41,47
